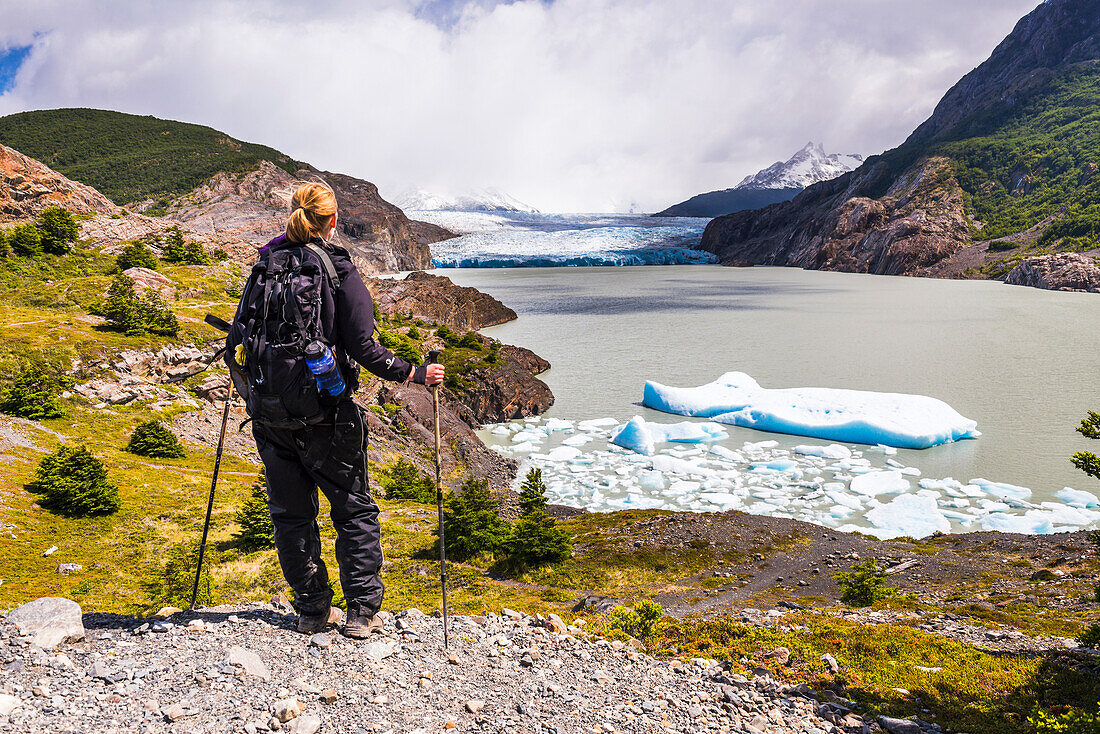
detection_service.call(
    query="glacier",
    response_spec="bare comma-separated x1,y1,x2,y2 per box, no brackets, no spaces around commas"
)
418,211,716,268
642,372,980,449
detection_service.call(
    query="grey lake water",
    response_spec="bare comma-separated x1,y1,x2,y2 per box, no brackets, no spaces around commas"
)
436,264,1100,533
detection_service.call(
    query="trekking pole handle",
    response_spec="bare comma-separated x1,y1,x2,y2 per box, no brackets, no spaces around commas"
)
427,350,441,365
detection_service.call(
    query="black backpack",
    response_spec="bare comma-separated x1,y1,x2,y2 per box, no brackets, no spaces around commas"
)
225,241,353,429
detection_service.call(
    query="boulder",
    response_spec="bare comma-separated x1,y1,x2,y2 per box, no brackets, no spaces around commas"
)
5,597,85,649
1005,253,1100,293
122,267,174,298
227,646,271,681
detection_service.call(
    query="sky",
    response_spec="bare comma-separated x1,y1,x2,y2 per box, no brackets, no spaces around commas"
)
0,0,1041,212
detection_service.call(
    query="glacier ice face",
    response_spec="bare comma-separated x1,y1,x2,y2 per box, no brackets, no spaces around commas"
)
425,212,716,268
642,372,980,449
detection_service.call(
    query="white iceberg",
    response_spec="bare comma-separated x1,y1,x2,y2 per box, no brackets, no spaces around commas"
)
850,470,910,496
1055,487,1099,508
642,372,979,449
610,416,728,456
865,493,951,539
794,444,853,460
970,478,1032,501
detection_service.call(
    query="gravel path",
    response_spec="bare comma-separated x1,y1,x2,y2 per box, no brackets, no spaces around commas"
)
0,602,854,734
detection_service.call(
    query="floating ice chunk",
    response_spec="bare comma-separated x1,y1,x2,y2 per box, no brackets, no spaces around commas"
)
511,441,539,453
970,478,1032,501
579,418,619,430
546,446,582,462
980,512,1053,534
512,430,544,443
1037,503,1100,525
743,440,779,451
708,445,744,462
827,490,864,510
643,372,980,449
610,416,728,455
920,478,964,492
543,418,573,432
562,434,591,447
849,471,910,496
651,455,713,477
794,444,852,460
750,460,799,473
1056,487,1100,508
700,492,741,509
638,470,665,491
865,494,951,539
490,426,511,436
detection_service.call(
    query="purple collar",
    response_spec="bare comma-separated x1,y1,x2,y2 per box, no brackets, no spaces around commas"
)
258,234,289,255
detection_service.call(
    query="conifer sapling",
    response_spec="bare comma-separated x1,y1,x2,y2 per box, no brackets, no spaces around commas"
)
126,420,185,458
27,445,121,517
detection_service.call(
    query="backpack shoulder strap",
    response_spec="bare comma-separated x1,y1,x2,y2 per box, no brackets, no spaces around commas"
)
303,242,341,290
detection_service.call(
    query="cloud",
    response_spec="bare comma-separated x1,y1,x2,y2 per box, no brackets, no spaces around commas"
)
0,0,1040,211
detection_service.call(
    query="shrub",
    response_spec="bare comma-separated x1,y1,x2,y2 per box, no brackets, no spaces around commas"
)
382,458,436,504
377,329,422,365
161,225,187,262
440,477,510,562
212,247,228,262
833,557,896,607
502,510,572,569
1079,622,1100,649
8,222,43,257
607,600,664,639
518,468,550,516
406,326,421,339
987,240,1016,252
1031,703,1100,734
37,206,79,254
26,445,121,517
182,241,211,265
458,331,481,349
116,240,158,271
0,229,9,258
436,325,459,346
97,273,180,336
153,543,212,608
0,353,72,420
235,472,274,551
126,420,185,458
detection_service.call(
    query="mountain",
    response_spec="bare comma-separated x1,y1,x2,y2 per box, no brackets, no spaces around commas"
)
394,187,540,214
0,109,454,272
0,143,120,222
656,143,863,218
699,0,1100,282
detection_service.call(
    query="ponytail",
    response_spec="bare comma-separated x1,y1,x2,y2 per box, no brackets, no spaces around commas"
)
285,182,338,243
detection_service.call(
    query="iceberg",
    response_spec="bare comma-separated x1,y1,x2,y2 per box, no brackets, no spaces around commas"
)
850,470,910,496
794,444,853,460
642,372,979,449
1056,487,1099,508
970,478,1031,501
865,493,951,539
610,416,728,456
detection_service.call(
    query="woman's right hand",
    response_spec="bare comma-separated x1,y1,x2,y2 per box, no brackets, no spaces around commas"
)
410,362,445,386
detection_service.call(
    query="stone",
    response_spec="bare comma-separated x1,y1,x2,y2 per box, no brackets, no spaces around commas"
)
320,689,338,704
308,633,332,648
273,698,301,723
820,653,839,674
228,646,271,681
363,640,398,661
163,703,187,722
879,716,923,734
56,564,83,574
0,694,21,716
770,647,791,665
292,714,321,734
1029,569,1063,582
465,699,486,713
6,597,85,649
150,606,183,620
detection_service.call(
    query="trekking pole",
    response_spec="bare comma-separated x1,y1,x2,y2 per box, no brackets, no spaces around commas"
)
191,377,235,610
427,350,450,649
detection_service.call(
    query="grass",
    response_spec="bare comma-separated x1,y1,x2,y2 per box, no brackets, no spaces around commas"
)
651,614,1100,734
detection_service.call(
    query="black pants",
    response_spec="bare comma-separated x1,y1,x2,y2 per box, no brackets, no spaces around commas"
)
253,401,384,616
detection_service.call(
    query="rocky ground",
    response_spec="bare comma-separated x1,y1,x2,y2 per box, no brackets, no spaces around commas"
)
0,596,940,734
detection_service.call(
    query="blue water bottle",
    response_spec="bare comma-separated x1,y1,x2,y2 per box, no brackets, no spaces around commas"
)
304,341,346,398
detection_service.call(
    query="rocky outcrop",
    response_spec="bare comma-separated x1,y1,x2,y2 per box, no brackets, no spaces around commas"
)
699,0,1100,280
0,144,120,222
701,157,973,276
1005,253,1100,292
366,271,518,331
162,161,455,274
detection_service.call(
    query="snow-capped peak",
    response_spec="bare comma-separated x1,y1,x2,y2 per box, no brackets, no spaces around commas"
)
735,142,863,191
393,187,540,214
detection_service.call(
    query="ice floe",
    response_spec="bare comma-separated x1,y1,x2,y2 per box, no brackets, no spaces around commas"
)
642,372,980,449
481,414,1098,540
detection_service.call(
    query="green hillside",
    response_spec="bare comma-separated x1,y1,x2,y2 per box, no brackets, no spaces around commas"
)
0,108,302,208
938,62,1100,243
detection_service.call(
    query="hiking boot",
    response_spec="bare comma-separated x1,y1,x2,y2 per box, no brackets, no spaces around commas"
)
343,608,383,638
297,606,343,634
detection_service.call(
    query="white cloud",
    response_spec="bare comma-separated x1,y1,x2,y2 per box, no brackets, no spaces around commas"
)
0,0,1040,211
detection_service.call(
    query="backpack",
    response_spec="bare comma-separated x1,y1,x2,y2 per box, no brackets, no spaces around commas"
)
225,241,353,429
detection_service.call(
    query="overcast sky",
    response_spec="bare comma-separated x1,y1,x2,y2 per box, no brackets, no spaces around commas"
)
0,0,1040,212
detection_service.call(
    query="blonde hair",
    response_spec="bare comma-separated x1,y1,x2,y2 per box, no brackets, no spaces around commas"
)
285,183,337,243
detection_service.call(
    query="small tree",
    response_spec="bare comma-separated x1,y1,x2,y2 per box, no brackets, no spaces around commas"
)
382,458,436,503
140,291,180,336
440,477,510,562
0,229,10,258
26,445,121,517
8,222,43,257
161,225,187,263
235,472,274,551
126,420,185,458
153,543,213,608
37,206,79,255
116,241,158,271
518,468,549,516
1071,411,1100,482
97,274,179,336
833,557,895,607
183,242,211,265
0,353,72,420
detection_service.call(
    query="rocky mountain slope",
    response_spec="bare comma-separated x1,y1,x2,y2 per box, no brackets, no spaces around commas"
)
0,143,121,222
699,0,1100,286
656,143,862,218
0,109,453,273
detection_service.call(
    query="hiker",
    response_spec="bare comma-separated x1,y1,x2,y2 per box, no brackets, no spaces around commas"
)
226,182,443,637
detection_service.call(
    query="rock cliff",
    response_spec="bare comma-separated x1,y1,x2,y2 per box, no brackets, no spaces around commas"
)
1004,253,1100,292
0,144,120,222
367,271,518,331
700,0,1100,280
